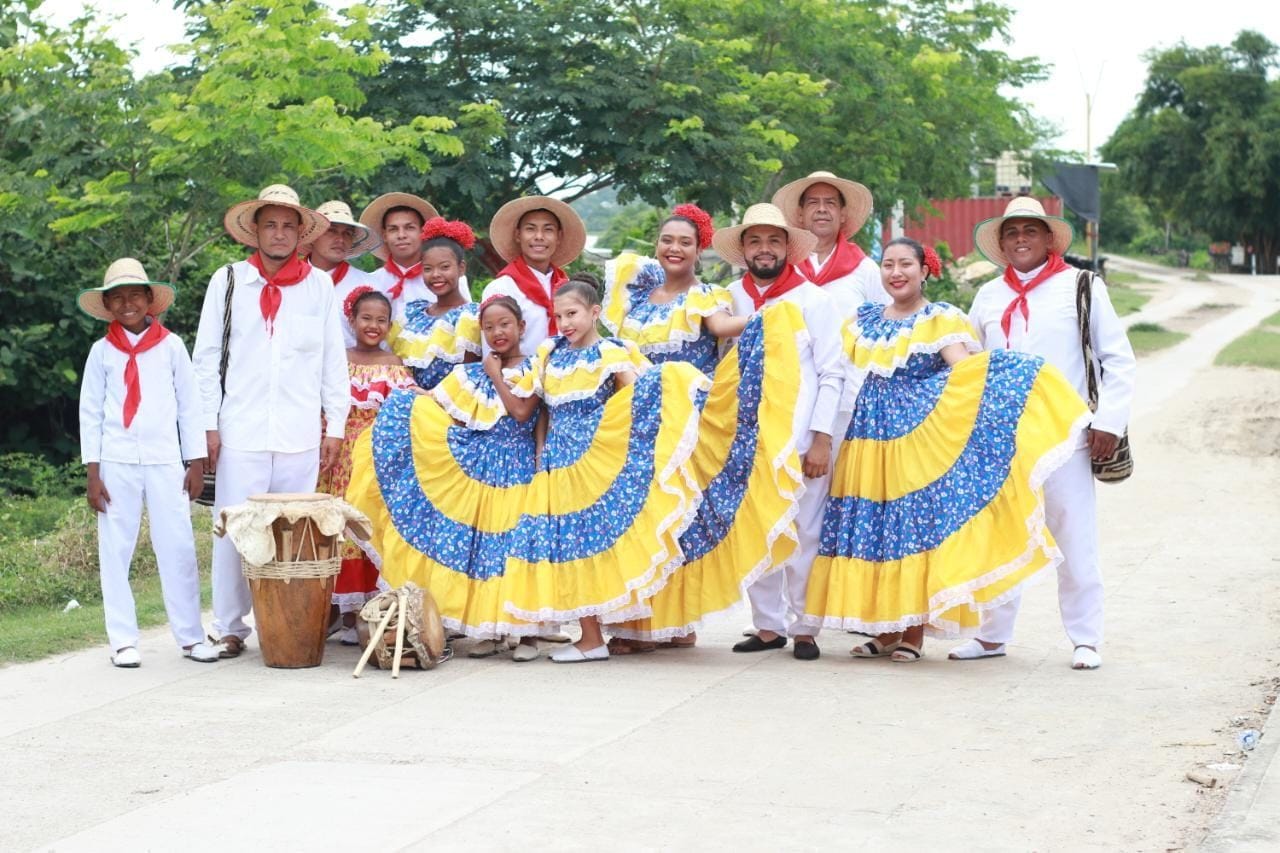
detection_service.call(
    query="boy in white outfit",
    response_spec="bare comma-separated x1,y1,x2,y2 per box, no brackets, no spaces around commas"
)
78,258,220,667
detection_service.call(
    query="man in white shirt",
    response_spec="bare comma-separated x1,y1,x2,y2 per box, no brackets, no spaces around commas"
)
950,196,1136,670
304,200,381,347
712,203,844,661
772,170,890,318
480,195,588,354
358,192,469,321
78,258,220,667
193,184,349,658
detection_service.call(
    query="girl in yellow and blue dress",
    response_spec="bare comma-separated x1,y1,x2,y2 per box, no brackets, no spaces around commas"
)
346,294,546,658
388,217,482,390
601,206,807,652
802,237,1091,661
502,275,710,663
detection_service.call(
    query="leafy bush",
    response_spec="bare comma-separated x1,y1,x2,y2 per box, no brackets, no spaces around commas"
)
0,453,81,498
1189,250,1212,270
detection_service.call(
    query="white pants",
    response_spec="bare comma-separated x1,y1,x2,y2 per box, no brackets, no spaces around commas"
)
96,461,204,651
978,445,1104,648
211,446,319,640
746,413,849,638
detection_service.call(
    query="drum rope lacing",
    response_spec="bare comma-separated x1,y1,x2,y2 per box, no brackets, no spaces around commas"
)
242,518,341,581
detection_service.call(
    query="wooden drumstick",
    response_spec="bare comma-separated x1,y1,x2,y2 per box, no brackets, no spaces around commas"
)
391,592,408,679
353,603,396,678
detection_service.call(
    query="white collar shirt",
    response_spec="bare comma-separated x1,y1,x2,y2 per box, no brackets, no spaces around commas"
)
969,263,1136,435
481,266,554,356
806,252,891,320
192,260,349,453
320,264,376,348
726,276,844,446
79,328,206,465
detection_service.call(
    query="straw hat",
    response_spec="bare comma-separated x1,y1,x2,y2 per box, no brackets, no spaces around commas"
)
358,193,439,261
223,184,330,249
487,196,587,269
306,200,381,259
973,196,1074,267
710,203,818,269
770,170,874,238
77,258,176,322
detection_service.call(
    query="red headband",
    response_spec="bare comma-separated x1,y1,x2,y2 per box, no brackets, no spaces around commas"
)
343,285,376,320
420,217,477,250
922,246,942,279
671,203,715,250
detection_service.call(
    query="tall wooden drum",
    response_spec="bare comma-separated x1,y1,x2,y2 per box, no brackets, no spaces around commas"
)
216,493,372,669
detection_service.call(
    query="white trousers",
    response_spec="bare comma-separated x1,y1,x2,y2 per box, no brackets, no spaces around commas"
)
96,461,204,651
746,413,849,638
211,446,319,640
978,445,1104,648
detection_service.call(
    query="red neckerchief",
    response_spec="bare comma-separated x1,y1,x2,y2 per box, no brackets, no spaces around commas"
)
742,263,808,311
1000,252,1071,343
384,258,422,301
500,256,568,333
801,239,866,286
104,320,170,428
247,252,312,335
328,261,351,286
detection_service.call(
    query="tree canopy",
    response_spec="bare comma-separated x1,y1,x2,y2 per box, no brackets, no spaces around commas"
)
1102,31,1280,271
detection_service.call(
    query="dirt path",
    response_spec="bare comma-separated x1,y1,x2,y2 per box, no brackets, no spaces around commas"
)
2,273,1279,851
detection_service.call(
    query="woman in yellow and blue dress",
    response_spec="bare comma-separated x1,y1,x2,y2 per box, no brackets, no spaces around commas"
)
346,294,545,657
600,207,807,653
502,275,711,663
388,217,482,390
802,237,1091,662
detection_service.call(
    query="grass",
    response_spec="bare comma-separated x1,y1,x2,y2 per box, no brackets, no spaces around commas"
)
1108,285,1150,317
1216,310,1280,370
1106,270,1156,287
1128,322,1188,355
0,497,214,664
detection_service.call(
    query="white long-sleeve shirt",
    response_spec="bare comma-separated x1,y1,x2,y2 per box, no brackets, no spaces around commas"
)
192,260,348,453
481,268,554,355
969,264,1136,436
805,252,890,320
79,328,206,465
727,277,844,447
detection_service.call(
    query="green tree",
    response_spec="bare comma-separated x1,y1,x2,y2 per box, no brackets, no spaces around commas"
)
364,0,827,270
1102,31,1280,271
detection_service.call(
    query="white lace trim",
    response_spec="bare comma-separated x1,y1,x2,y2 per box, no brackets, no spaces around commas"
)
501,369,708,625
799,407,1090,638
855,331,982,379
333,590,376,614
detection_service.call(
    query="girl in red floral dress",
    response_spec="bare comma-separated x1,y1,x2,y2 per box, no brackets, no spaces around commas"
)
317,288,417,644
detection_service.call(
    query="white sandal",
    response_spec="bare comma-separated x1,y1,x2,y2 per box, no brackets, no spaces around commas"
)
111,647,141,668
1072,646,1101,670
948,639,1007,661
850,638,901,658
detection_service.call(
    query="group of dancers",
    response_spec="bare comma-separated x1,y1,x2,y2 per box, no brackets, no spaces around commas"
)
79,172,1134,671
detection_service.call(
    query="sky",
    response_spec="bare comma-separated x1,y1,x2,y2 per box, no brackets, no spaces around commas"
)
35,0,1280,161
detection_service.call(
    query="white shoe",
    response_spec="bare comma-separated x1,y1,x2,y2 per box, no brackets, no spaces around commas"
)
183,641,220,663
512,642,540,662
1072,646,1102,670
468,639,503,658
337,627,360,646
549,644,609,663
111,647,141,668
948,639,1006,660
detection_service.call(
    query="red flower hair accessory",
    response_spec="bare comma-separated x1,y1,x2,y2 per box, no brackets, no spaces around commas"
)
922,245,942,279
420,217,477,251
343,285,375,320
671,203,715,250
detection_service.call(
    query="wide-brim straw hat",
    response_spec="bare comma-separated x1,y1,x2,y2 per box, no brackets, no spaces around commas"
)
358,193,439,261
488,196,587,269
973,196,1074,266
307,200,380,259
78,258,176,321
224,184,330,249
770,170,874,238
711,203,818,269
